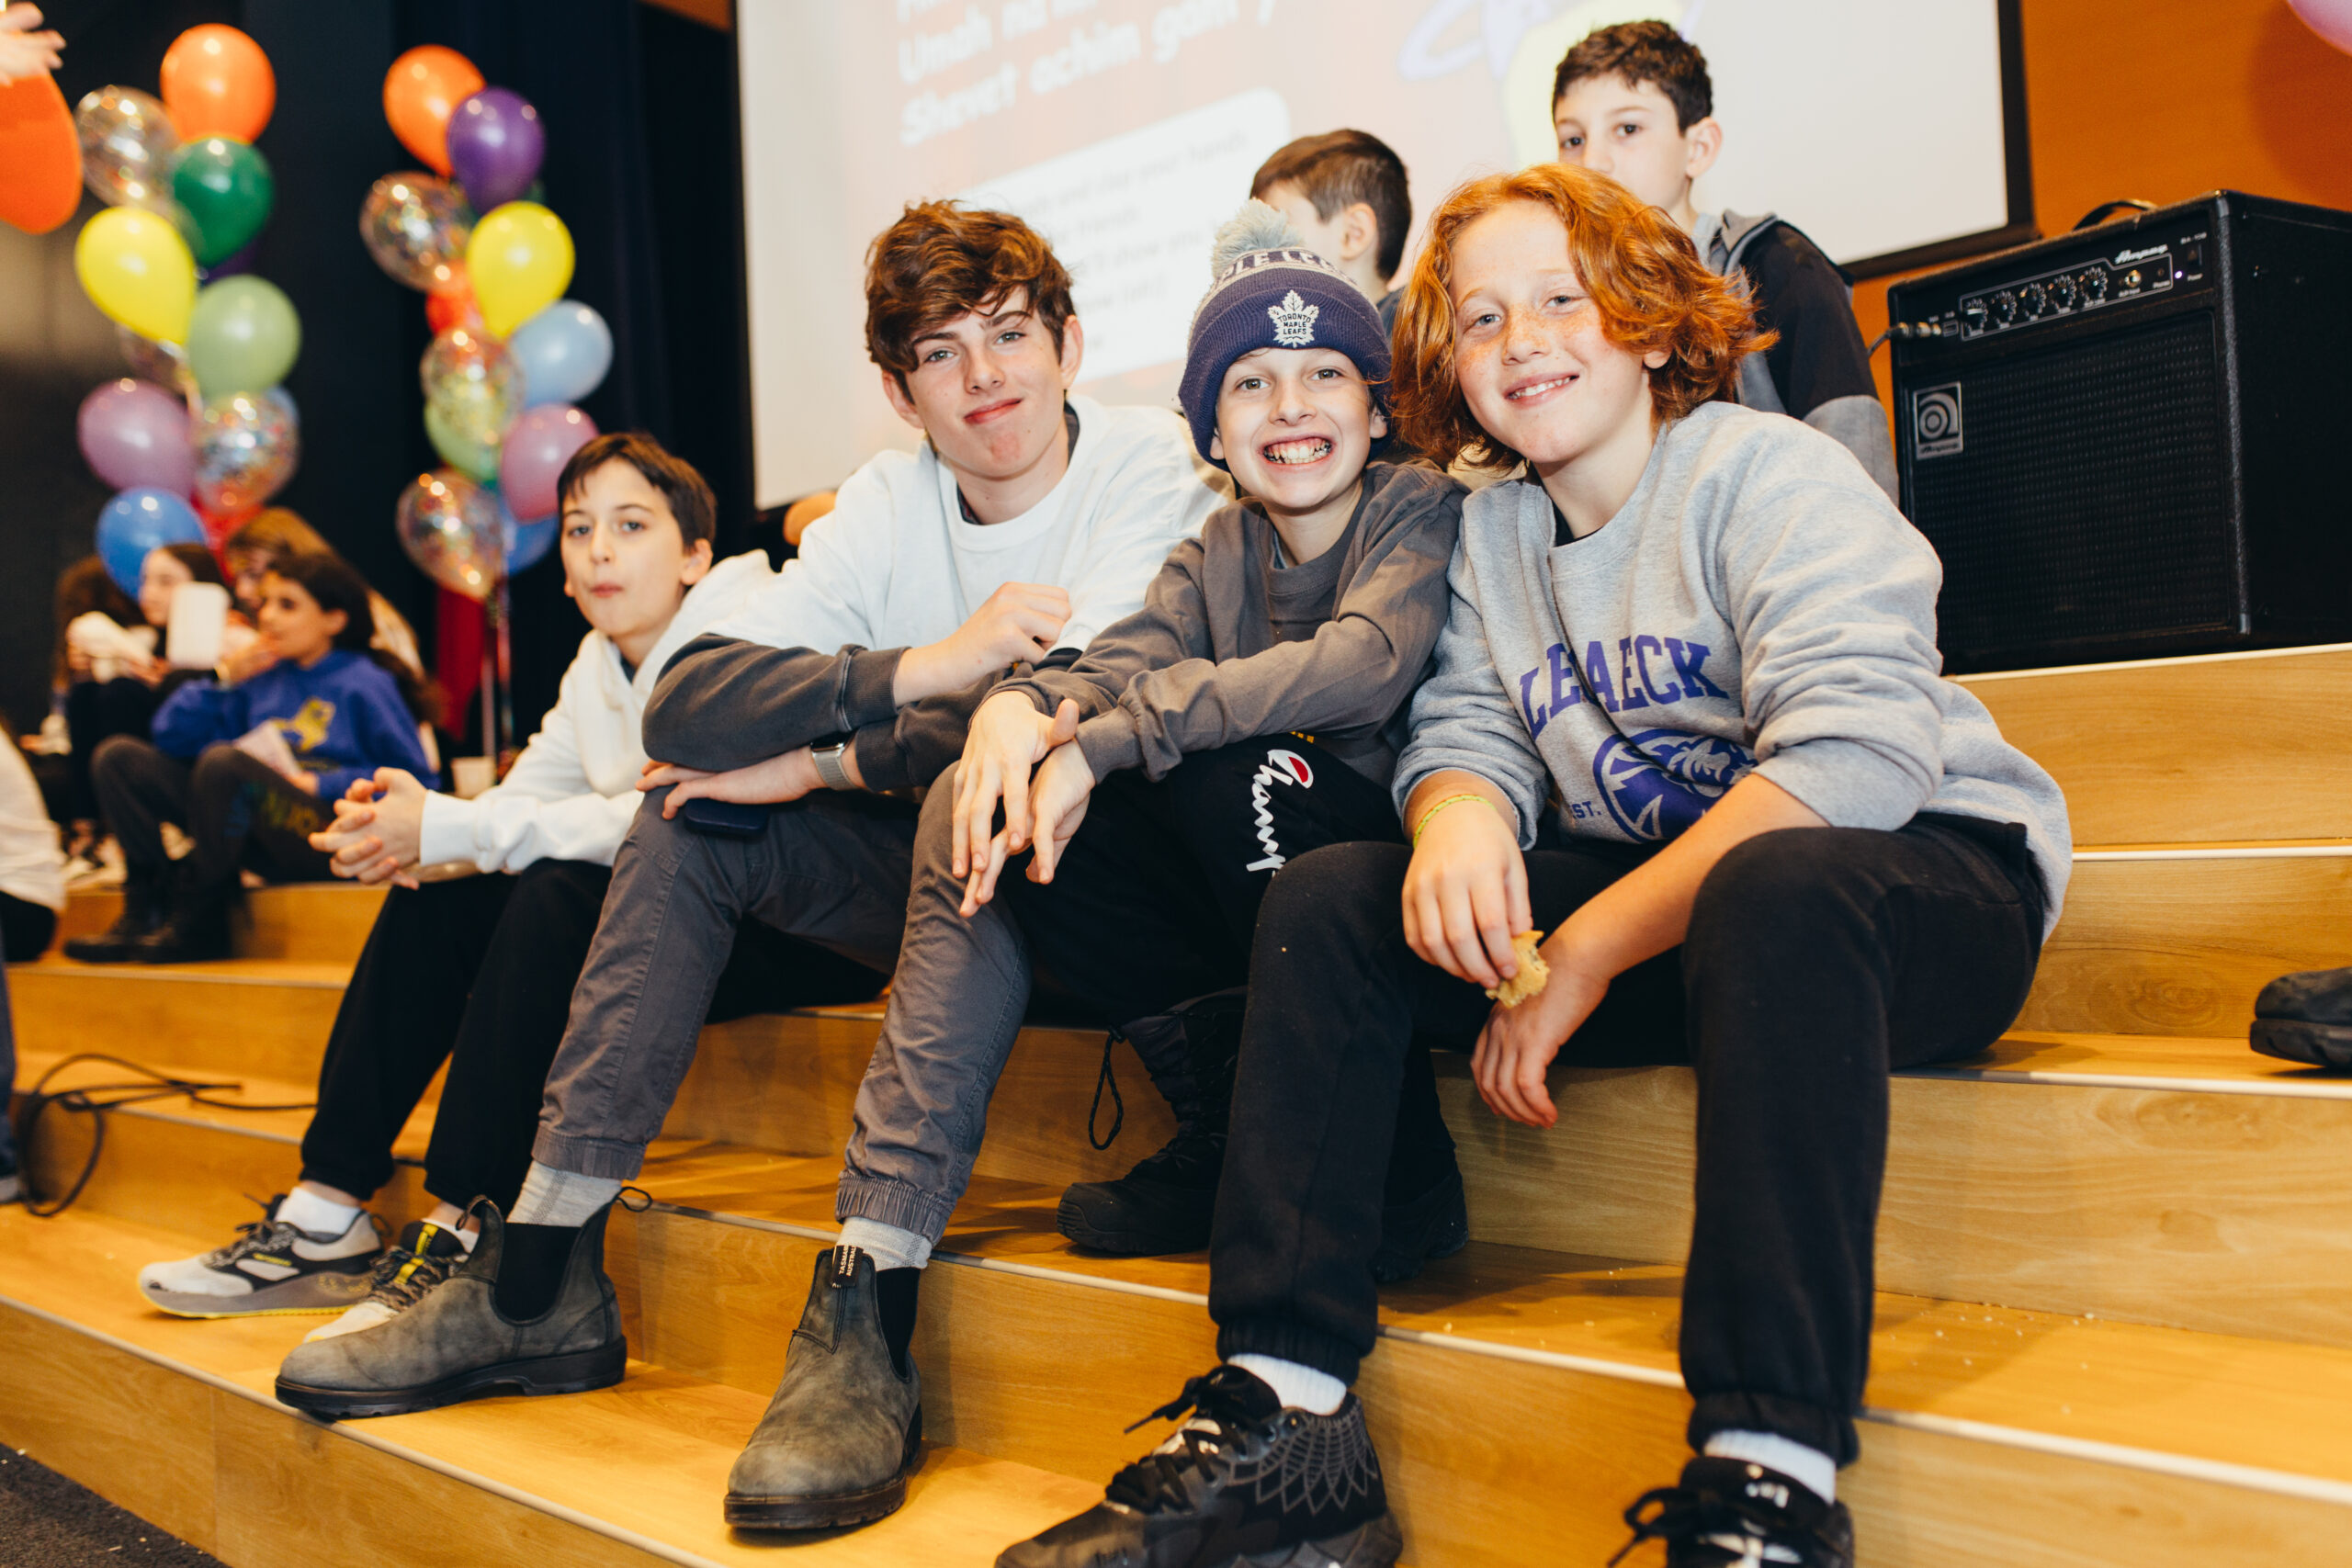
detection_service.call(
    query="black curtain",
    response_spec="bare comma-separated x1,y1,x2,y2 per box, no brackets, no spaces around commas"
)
0,0,751,750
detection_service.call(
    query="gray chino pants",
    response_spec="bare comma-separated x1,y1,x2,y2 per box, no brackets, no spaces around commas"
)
532,789,918,1179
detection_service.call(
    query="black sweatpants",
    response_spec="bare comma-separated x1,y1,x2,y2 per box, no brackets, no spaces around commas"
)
64,678,161,822
299,859,887,1212
0,893,57,962
91,735,333,900
1208,814,2046,1465
1002,737,1456,1200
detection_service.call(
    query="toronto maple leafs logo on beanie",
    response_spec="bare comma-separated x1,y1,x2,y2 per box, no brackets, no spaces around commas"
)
1178,200,1391,467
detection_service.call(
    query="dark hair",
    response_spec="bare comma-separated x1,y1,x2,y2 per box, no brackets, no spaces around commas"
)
53,555,141,684
553,432,718,550
1392,164,1769,468
864,200,1076,393
153,542,226,588
1552,19,1713,130
1250,130,1414,283
263,552,443,727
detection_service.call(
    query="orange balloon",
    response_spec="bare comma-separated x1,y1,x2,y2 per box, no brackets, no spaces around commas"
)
384,46,484,177
160,25,276,142
0,72,81,235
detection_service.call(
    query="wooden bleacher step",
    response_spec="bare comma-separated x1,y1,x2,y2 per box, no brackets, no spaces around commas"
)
53,880,387,964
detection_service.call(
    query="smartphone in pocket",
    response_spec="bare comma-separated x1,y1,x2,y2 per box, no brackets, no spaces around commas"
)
675,796,772,838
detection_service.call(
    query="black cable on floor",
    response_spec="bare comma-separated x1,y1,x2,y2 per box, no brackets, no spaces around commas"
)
12,1053,315,1219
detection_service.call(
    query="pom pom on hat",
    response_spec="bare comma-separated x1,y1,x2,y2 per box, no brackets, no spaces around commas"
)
1180,201,1392,468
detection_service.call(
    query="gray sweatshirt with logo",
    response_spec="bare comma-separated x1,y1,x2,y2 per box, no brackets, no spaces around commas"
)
1394,401,2071,931
999,460,1464,788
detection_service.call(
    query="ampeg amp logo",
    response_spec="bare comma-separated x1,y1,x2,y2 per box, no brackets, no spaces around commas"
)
1913,383,1963,458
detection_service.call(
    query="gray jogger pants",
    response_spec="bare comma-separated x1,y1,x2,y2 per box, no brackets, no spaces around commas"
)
532,789,917,1179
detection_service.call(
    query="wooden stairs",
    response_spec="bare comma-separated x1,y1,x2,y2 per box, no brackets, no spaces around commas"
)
5,643,2351,1565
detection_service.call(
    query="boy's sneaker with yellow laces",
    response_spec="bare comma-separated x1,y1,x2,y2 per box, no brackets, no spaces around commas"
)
304,1218,475,1342
136,1194,380,1317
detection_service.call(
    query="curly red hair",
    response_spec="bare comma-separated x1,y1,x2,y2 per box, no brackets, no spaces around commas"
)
1392,163,1770,469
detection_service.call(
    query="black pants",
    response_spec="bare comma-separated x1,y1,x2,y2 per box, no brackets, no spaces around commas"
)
64,678,161,823
1004,737,1456,1200
91,735,333,901
1209,815,2047,1465
299,859,886,1211
0,893,57,962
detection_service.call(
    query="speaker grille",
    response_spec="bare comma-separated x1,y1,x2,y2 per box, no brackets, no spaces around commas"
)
1909,312,2233,666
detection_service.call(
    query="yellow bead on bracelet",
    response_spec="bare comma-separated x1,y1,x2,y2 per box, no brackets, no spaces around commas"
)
1410,791,1497,848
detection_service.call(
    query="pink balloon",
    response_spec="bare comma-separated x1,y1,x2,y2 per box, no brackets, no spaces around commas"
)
497,402,597,522
2291,0,2352,51
78,378,193,494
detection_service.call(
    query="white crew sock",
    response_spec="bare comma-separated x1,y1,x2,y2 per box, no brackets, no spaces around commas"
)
839,1217,933,1271
277,1187,363,1236
1228,1355,1346,1416
510,1162,621,1227
1703,1430,1838,1505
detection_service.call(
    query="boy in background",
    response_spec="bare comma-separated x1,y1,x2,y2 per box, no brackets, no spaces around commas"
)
1552,20,1895,495
1250,129,1413,331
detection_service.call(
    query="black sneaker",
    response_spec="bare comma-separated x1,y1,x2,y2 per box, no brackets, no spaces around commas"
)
1370,1167,1469,1285
997,1364,1402,1568
1611,1457,1855,1568
2251,966,2352,1068
62,874,167,963
302,1217,472,1342
136,1195,381,1317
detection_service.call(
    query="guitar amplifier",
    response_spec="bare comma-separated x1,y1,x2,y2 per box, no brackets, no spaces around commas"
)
1888,190,2352,672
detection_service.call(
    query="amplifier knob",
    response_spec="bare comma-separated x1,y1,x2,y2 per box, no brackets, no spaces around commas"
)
2082,269,2108,301
2021,283,2048,316
1994,290,2018,323
2051,275,2078,309
1961,299,1988,330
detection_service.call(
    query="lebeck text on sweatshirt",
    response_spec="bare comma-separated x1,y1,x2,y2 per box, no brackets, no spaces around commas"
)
1396,401,2071,931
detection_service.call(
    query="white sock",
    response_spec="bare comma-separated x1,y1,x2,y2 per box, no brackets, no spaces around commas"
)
1228,1354,1346,1416
277,1188,363,1236
839,1217,933,1271
510,1162,621,1227
1704,1430,1837,1505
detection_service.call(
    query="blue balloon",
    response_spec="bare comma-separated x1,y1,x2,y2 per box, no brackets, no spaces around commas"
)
508,300,613,408
499,494,559,574
96,487,206,593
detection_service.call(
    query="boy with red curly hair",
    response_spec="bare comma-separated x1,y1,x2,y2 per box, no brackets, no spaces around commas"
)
1003,164,2069,1568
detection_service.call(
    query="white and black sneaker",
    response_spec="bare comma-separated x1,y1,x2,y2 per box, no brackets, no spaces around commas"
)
303,1218,473,1342
1611,1457,1856,1567
998,1364,1402,1568
137,1195,381,1317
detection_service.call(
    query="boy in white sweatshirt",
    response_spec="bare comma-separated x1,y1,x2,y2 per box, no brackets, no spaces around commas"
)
135,435,879,1334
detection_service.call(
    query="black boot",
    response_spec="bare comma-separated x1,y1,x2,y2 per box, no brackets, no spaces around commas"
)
1057,989,1248,1256
726,1246,923,1530
2251,966,2352,1067
130,872,233,964
62,870,168,963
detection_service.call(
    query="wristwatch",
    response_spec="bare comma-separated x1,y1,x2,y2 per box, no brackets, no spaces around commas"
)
810,740,855,791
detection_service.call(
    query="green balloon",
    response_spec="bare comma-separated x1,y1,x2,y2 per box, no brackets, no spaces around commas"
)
424,400,501,484
171,137,274,268
187,276,300,399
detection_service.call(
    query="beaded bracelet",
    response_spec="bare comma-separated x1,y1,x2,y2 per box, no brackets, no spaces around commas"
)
1410,791,1498,848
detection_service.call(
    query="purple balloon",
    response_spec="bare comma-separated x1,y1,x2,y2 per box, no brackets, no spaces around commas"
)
447,88,546,214
79,378,193,495
198,236,261,281
498,402,598,522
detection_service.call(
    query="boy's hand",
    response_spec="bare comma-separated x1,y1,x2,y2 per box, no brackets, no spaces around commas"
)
1400,783,1530,990
218,637,277,685
1022,741,1097,888
896,581,1071,704
1470,937,1610,1128
641,749,820,818
311,767,428,886
0,6,64,85
953,693,1078,882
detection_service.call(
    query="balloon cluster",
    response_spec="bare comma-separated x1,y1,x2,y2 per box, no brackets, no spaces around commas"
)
70,26,300,588
365,46,604,603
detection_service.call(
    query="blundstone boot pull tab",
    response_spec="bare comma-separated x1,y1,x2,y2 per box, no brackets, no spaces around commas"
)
831,1244,859,1288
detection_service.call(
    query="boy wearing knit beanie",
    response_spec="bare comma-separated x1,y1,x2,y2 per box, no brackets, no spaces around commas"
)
653,205,1465,1543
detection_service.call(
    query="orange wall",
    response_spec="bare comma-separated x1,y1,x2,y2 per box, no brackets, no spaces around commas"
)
1854,1,2352,409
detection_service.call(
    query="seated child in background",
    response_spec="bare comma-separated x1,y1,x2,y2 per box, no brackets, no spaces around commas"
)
0,723,65,961
1003,163,2070,1568
132,434,882,1334
226,508,426,682
66,553,439,965
1250,129,1414,331
636,204,1466,1535
1552,19,1895,495
56,545,229,851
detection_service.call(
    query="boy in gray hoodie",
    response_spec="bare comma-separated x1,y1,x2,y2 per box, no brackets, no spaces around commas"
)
1004,165,2070,1568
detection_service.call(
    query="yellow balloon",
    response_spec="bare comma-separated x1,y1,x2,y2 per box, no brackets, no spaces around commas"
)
466,201,574,338
75,207,198,344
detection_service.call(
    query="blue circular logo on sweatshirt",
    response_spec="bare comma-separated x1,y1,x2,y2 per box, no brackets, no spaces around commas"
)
1594,730,1755,841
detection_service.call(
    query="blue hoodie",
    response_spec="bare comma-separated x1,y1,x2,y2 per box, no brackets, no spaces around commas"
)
152,649,436,799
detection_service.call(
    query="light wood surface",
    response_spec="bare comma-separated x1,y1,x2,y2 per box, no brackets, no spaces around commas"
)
12,958,350,1088
55,883,387,964
1957,647,2352,846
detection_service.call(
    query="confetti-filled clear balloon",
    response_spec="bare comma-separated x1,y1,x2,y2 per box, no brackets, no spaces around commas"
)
193,387,299,523
395,468,503,601
358,171,471,292
117,324,197,400
74,85,182,216
420,326,521,448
